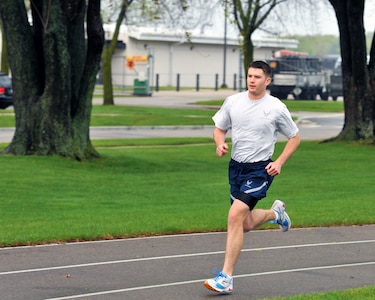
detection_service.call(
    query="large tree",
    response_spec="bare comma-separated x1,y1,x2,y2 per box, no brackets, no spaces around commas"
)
0,0,104,159
328,0,375,142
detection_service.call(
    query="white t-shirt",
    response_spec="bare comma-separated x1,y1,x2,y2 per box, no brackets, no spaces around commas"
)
212,91,299,163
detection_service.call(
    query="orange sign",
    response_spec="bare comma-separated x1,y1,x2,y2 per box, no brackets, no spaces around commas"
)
126,55,148,62
125,55,148,70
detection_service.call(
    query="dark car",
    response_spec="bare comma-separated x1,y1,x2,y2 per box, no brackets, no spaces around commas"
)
0,72,13,109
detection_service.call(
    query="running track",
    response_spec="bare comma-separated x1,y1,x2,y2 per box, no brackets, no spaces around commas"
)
1,225,374,299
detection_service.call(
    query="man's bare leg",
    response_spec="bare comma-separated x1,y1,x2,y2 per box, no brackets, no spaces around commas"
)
222,199,277,276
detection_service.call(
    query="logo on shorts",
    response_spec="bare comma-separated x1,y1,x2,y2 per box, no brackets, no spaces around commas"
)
244,181,268,194
245,180,253,188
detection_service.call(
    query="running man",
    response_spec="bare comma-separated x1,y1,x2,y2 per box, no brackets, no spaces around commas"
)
204,60,300,294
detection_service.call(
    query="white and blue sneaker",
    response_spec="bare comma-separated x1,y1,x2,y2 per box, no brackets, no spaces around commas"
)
270,199,291,232
204,271,233,294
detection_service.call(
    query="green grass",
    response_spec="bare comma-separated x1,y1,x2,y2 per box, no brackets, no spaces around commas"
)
0,111,15,127
0,100,343,128
0,140,374,247
282,99,344,112
261,285,375,300
197,99,344,113
92,137,213,148
91,105,215,126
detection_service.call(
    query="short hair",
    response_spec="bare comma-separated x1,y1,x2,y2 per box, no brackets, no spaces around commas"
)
247,60,272,77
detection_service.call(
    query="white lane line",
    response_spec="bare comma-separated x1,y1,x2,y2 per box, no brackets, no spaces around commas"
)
45,261,375,299
1,239,374,276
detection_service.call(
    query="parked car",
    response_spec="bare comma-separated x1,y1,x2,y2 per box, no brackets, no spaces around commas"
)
0,72,13,109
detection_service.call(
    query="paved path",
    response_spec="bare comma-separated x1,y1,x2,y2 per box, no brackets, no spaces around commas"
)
1,225,374,299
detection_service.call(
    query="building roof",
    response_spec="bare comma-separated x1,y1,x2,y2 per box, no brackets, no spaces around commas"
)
103,24,298,49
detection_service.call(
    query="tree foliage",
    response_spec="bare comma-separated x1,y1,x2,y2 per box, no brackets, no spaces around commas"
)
227,0,326,80
0,0,104,159
230,0,287,72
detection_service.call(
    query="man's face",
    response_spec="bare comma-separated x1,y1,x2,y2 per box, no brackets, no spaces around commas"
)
247,67,271,98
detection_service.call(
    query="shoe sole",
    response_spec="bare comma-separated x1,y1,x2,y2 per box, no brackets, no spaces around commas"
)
204,281,233,294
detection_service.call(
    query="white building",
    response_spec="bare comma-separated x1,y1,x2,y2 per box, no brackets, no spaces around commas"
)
104,25,298,90
0,25,298,90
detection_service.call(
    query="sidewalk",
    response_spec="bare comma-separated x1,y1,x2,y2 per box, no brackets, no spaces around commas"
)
93,89,236,108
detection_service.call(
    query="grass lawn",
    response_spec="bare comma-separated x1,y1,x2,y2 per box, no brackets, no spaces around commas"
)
197,99,344,113
0,140,373,247
261,285,375,300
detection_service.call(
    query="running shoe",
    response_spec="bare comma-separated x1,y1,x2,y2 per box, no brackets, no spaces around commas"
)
271,199,291,232
204,271,233,294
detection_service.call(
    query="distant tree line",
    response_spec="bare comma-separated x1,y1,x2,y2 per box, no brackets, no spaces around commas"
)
287,32,373,57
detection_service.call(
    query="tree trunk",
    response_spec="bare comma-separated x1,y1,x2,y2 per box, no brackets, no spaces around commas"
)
102,46,115,105
231,0,285,86
102,0,129,106
242,32,254,85
0,0,104,160
328,0,375,142
0,23,9,74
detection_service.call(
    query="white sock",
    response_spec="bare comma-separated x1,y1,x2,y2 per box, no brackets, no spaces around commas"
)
273,210,280,222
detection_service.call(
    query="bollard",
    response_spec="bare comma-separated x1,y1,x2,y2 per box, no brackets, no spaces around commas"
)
215,74,219,91
176,74,180,92
196,74,200,91
155,74,159,92
233,74,237,90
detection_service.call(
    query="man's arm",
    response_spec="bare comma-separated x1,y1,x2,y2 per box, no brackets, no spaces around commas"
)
213,127,228,157
265,132,300,176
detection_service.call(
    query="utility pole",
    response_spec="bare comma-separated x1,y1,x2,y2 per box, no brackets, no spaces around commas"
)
221,0,228,88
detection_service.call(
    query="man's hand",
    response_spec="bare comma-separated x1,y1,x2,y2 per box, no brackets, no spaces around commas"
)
265,133,300,176
265,161,282,176
216,143,229,157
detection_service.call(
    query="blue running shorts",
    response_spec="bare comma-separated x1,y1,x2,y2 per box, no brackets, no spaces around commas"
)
228,159,274,210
